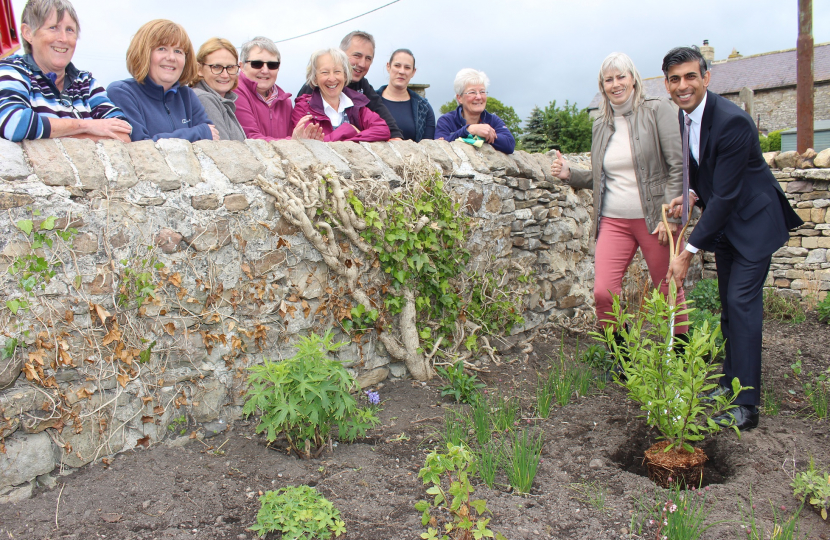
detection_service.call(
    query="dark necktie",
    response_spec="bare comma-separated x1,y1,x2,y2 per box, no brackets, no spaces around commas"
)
682,115,692,226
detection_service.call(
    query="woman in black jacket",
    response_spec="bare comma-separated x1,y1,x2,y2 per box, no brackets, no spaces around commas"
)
377,49,435,142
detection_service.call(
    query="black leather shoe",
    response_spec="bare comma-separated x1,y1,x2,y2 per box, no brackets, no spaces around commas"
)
714,405,759,431
700,384,732,404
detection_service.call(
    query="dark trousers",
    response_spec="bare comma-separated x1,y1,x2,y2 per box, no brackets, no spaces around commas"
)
715,236,771,407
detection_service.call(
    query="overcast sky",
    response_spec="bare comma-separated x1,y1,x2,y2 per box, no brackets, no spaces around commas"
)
10,0,830,126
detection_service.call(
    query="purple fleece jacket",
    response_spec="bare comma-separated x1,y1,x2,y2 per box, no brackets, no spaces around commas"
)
435,106,515,154
107,77,212,142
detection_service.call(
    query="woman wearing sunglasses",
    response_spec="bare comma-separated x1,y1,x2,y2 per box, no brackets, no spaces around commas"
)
235,36,321,141
108,19,218,142
190,38,245,141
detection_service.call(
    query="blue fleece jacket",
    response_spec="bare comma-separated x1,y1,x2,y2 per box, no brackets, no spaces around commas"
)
107,77,212,142
435,106,515,154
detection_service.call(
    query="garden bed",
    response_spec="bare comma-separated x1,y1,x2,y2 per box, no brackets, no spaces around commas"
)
0,317,828,540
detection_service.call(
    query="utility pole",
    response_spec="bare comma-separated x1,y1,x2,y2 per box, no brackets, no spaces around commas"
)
797,0,814,153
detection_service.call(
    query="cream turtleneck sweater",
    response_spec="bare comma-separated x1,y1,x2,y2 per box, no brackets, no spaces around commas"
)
600,94,643,219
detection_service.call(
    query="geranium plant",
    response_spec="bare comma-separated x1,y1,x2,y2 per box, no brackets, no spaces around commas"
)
593,289,747,454
243,331,379,459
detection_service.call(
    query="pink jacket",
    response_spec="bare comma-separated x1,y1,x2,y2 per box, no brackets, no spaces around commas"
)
291,88,390,142
234,72,293,141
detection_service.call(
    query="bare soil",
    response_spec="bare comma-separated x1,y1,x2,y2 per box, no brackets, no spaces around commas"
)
1,317,829,540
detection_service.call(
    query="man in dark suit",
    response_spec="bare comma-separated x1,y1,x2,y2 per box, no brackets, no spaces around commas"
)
663,46,803,431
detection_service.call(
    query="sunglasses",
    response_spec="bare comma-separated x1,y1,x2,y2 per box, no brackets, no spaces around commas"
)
245,60,280,70
202,63,240,75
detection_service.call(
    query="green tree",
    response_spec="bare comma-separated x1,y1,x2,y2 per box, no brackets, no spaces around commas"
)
521,106,551,154
439,97,523,137
542,100,593,154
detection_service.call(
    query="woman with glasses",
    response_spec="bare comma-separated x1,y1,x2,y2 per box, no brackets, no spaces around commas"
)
290,48,390,143
0,0,131,142
550,52,687,357
190,38,245,141
377,49,435,142
108,19,218,142
235,36,322,141
435,68,514,154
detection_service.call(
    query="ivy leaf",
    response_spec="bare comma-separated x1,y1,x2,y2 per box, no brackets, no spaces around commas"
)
40,215,56,231
16,219,33,236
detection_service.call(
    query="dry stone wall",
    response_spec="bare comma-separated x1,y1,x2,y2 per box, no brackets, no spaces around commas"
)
0,137,596,498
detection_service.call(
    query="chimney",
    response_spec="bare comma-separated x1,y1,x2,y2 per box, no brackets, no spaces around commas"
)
700,39,715,65
728,48,743,61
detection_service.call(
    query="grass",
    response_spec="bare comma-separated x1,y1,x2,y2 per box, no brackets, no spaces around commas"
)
470,395,492,445
739,488,807,540
506,428,544,494
804,379,829,420
442,407,468,447
535,373,555,418
489,391,519,432
764,288,806,324
567,481,608,513
474,442,500,489
761,377,781,416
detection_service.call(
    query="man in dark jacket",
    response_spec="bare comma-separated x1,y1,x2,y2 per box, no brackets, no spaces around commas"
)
297,30,402,139
663,46,803,431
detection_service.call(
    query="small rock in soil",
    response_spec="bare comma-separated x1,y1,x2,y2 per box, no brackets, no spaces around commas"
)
589,458,604,469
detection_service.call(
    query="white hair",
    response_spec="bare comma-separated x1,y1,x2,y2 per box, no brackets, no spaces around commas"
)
305,48,352,88
240,36,280,63
453,68,490,96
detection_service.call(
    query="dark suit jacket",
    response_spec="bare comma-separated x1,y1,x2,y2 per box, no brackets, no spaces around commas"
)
684,91,802,261
297,78,403,139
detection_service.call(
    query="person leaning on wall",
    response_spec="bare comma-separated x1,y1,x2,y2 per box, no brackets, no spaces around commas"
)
435,68,515,154
549,52,688,375
296,30,402,139
0,0,131,142
233,36,322,141
290,47,390,142
190,37,245,141
107,19,218,142
376,48,435,142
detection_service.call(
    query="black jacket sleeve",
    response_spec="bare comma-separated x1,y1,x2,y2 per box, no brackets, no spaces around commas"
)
356,79,403,139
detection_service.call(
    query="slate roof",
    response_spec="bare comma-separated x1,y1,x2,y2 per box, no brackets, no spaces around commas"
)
588,42,830,110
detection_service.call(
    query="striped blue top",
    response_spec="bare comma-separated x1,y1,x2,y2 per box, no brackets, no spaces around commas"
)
0,54,125,142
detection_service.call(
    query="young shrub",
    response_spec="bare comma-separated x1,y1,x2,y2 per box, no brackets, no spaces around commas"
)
242,331,379,459
250,485,346,539
415,443,507,540
594,291,746,454
791,457,830,520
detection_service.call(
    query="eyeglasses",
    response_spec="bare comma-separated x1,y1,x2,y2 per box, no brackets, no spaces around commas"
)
462,90,487,97
202,63,240,75
244,60,280,70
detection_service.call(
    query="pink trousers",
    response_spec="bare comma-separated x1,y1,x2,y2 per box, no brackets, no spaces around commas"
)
594,217,689,334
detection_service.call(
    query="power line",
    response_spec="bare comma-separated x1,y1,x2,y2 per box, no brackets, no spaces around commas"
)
274,0,403,44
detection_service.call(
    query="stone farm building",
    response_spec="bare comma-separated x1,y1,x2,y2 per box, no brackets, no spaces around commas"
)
587,41,830,134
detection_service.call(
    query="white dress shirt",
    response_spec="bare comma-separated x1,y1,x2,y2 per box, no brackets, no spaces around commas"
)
684,92,708,254
322,92,353,128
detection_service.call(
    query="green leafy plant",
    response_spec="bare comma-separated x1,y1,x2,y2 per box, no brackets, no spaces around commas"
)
436,360,485,404
415,443,506,540
759,130,783,153
594,290,746,453
817,293,830,324
250,485,346,539
463,270,525,343
6,213,77,313
506,428,544,494
803,373,829,420
242,331,379,459
791,457,830,520
167,414,188,436
581,343,613,373
1,338,19,362
764,288,806,324
118,247,164,309
687,278,721,313
340,303,378,334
